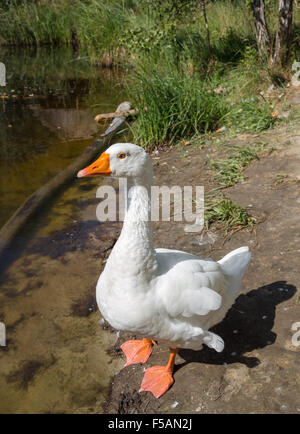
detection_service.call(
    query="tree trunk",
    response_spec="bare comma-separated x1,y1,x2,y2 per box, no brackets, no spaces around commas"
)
201,0,211,58
251,0,271,58
272,0,294,66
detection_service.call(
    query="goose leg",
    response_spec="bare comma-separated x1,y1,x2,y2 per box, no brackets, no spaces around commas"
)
139,348,178,398
121,338,156,366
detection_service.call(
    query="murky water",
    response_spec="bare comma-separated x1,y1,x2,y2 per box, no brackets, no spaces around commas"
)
0,46,127,413
0,45,125,227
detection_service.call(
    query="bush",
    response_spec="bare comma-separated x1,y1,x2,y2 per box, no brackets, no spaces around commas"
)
128,59,227,148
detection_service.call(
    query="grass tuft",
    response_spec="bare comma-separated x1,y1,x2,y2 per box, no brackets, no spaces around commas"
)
202,142,272,231
128,59,227,148
209,142,275,188
227,98,276,133
204,194,255,231
210,145,261,188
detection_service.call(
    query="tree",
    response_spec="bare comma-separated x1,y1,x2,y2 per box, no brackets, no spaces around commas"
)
250,0,294,66
251,0,271,58
201,0,211,58
272,0,294,65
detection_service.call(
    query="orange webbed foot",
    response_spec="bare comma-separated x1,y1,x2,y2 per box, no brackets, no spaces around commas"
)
121,338,155,367
139,348,178,398
139,366,174,398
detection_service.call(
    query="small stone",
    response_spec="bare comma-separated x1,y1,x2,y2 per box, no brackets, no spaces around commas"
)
280,405,287,411
171,401,179,408
262,315,267,319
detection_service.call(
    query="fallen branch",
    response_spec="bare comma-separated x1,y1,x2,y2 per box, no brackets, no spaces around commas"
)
95,108,138,123
0,101,131,259
94,102,146,123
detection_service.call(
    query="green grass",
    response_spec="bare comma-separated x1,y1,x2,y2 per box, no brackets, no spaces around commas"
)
1,0,299,66
227,97,276,133
0,0,281,65
127,53,276,148
209,142,275,188
0,0,290,150
0,0,73,45
125,29,276,149
127,59,227,147
210,145,261,188
202,141,274,231
75,0,128,65
204,194,255,231
0,0,126,57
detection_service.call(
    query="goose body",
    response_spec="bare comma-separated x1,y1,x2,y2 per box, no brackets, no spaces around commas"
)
98,246,249,352
78,143,251,397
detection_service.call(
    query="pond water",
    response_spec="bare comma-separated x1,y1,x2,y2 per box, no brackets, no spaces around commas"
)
0,45,126,227
0,46,127,413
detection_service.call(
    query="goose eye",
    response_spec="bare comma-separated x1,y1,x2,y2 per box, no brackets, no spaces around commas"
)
118,152,126,159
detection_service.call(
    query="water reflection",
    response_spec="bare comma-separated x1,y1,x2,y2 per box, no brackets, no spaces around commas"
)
0,45,125,227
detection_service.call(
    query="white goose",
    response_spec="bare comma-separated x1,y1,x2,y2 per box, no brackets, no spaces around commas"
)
78,143,251,398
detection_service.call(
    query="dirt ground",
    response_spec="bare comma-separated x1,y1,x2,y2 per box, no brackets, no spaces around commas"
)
104,89,300,414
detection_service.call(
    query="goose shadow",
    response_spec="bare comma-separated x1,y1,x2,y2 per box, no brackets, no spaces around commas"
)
177,281,297,370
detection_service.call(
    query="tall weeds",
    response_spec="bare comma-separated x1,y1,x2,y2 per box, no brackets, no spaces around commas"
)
0,0,287,148
128,58,227,147
0,1,73,45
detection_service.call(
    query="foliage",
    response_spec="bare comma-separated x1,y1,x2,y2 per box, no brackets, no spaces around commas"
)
0,0,284,148
204,194,255,230
128,58,227,147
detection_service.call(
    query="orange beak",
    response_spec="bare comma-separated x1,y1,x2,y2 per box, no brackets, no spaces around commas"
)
77,152,111,178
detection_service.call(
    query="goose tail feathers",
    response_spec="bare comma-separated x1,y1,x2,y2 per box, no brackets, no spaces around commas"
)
218,246,251,293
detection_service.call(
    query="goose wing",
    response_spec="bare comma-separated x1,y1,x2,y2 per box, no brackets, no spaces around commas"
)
157,258,227,318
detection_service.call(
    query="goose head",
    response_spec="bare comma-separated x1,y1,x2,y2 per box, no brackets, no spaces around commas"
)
77,143,153,184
